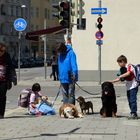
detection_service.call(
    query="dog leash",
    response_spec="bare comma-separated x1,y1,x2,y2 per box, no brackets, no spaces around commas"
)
52,84,61,107
75,82,100,96
52,82,101,106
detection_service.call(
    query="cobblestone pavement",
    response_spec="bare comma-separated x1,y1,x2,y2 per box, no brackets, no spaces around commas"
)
1,91,140,140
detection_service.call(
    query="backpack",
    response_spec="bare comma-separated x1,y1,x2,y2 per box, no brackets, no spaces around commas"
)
132,64,140,84
18,89,32,108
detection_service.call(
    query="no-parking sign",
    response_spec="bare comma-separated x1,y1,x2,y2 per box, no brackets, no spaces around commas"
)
95,31,104,40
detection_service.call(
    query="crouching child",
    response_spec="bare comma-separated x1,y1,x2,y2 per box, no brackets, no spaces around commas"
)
18,83,55,116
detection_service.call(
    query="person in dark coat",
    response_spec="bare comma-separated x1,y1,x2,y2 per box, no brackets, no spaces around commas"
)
0,43,17,119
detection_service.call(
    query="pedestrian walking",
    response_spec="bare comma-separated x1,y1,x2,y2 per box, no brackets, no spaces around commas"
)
57,42,78,105
50,50,59,81
0,43,17,119
112,55,139,119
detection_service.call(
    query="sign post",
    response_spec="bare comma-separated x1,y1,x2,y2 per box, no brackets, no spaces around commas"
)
98,0,102,85
14,18,27,81
91,2,107,84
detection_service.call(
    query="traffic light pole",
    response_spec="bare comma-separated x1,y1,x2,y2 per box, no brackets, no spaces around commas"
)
79,0,83,28
66,0,72,42
98,0,102,85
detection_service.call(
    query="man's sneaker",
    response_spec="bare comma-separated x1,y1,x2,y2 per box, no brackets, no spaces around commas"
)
128,113,138,120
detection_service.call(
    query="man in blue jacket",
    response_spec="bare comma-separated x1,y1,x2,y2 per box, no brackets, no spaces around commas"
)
57,42,78,105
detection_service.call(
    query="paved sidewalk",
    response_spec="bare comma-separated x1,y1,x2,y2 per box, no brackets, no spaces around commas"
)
17,76,125,87
1,93,140,140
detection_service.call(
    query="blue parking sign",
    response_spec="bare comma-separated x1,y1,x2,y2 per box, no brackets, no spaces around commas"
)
14,18,27,31
96,40,103,46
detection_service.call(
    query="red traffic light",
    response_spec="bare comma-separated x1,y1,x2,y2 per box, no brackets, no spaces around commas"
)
60,2,69,9
97,17,103,23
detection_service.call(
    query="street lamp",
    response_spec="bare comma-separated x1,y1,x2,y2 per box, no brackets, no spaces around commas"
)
21,4,26,17
21,5,26,8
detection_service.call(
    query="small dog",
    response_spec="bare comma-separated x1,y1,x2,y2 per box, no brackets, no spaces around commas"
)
100,82,117,117
59,104,83,119
77,96,94,114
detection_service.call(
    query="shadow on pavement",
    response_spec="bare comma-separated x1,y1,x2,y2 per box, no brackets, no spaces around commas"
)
5,115,34,119
1,127,118,140
117,115,128,118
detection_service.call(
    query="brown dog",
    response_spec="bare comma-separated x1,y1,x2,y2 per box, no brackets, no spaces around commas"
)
59,104,83,119
77,96,94,114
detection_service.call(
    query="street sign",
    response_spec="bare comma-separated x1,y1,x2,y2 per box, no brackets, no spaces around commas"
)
91,8,107,15
14,18,27,31
96,40,103,46
95,31,104,40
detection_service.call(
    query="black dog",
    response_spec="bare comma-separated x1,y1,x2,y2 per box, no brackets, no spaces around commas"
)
77,96,94,114
100,82,117,117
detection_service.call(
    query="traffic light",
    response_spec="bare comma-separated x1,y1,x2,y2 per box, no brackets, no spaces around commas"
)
97,17,103,30
52,3,60,18
78,0,85,17
59,1,70,28
52,1,70,28
77,0,85,30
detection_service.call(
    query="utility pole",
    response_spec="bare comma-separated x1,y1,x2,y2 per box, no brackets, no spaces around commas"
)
44,19,47,80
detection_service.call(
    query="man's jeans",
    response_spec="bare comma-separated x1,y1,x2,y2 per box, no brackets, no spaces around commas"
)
127,87,138,114
61,83,75,105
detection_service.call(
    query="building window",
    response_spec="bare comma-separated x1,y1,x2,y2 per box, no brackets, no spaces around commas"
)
1,23,5,35
31,7,34,17
36,25,39,30
45,8,50,19
1,4,6,15
36,7,39,17
45,8,47,18
30,24,34,31
48,9,50,19
11,5,14,16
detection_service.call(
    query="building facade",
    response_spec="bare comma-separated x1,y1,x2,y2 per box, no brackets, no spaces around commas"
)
72,0,140,81
0,0,30,60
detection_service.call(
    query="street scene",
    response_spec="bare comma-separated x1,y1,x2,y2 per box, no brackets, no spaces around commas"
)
0,0,140,140
1,67,140,140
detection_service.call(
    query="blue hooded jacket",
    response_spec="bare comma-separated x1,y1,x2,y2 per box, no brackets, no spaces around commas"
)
58,44,78,83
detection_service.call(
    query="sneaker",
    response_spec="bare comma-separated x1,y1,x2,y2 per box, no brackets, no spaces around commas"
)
128,113,138,120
